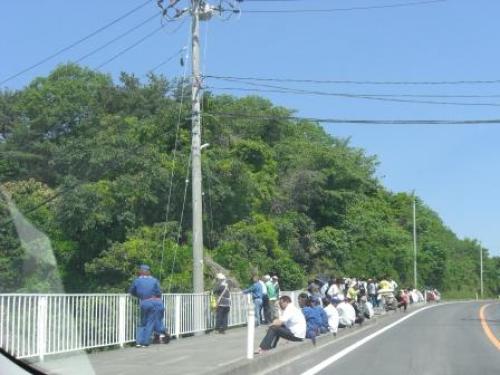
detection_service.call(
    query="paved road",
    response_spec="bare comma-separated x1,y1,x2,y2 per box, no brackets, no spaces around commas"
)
266,301,500,375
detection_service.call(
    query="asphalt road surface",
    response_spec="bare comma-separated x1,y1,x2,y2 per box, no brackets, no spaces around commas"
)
266,301,500,375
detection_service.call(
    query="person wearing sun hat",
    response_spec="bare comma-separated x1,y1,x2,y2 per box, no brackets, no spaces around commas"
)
213,273,231,334
129,264,169,347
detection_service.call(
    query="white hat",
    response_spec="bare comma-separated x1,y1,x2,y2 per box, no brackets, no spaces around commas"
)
263,274,271,281
216,273,226,280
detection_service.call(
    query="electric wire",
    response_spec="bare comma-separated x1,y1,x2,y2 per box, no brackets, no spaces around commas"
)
0,0,154,85
159,42,190,286
75,12,161,64
230,0,446,13
205,80,500,107
204,74,500,86
96,25,165,69
204,112,500,125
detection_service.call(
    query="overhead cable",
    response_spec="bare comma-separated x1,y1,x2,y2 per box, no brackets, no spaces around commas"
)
204,74,500,86
230,0,446,14
96,25,164,69
75,12,160,64
204,112,500,125
205,80,500,107
206,85,500,99
0,0,153,85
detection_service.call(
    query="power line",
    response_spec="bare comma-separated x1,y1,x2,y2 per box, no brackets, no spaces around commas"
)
148,47,187,73
206,85,500,99
75,12,160,64
96,25,165,69
204,74,500,86
0,0,154,86
205,81,500,107
204,112,500,125
232,0,446,13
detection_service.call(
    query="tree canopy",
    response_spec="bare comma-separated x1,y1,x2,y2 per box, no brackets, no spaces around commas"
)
1,64,498,296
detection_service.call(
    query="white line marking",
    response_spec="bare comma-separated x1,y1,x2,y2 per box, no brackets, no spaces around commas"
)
301,305,436,375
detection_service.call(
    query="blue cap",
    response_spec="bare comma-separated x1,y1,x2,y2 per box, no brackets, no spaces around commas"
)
139,264,150,271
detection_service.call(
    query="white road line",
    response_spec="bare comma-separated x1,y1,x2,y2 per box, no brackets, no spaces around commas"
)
301,305,437,375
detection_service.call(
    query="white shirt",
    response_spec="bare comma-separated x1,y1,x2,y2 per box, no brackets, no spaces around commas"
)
324,304,339,333
279,304,306,339
327,284,340,297
336,302,356,327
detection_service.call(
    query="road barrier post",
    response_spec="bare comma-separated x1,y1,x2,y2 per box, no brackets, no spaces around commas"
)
246,294,255,359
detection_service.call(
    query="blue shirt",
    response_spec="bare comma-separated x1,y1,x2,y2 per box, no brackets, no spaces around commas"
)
243,281,263,300
129,275,162,301
302,306,322,338
315,306,329,329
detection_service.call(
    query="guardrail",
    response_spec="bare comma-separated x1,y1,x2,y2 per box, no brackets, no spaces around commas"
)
0,292,257,361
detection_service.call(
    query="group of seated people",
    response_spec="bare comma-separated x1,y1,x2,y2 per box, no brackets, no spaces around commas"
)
256,276,422,354
256,292,372,354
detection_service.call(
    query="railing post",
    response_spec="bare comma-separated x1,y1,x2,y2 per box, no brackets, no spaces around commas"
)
174,295,181,338
37,296,47,362
118,295,126,348
246,294,255,360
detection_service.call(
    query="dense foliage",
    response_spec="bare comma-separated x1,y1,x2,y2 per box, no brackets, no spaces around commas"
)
1,65,498,296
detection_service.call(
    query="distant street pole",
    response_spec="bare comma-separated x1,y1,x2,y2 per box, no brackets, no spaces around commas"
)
413,193,417,290
480,244,483,298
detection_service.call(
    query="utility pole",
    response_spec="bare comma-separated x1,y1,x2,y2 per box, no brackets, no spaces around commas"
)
480,244,483,298
413,192,417,290
191,0,204,296
157,0,240,296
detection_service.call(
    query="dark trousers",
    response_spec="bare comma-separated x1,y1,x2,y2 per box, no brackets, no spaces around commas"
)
262,295,270,323
216,306,230,331
259,325,303,350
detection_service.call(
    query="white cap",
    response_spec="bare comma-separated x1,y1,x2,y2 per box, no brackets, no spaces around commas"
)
264,274,271,281
216,273,226,280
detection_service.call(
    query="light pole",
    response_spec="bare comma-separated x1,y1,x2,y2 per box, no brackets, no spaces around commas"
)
412,192,417,290
480,243,483,298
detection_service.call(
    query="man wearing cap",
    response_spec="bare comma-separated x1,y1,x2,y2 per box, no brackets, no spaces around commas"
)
129,264,169,347
213,273,231,334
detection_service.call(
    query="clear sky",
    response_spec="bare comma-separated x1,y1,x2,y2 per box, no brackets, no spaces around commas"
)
1,0,499,256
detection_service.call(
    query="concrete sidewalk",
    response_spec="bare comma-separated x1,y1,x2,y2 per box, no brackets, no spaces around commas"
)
32,306,422,375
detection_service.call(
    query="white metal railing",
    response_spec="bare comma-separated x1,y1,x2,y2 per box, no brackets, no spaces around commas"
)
0,292,253,361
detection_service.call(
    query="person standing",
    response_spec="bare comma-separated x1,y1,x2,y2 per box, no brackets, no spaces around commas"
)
129,265,169,347
264,275,277,323
367,278,378,307
260,276,269,324
213,273,231,334
243,275,263,326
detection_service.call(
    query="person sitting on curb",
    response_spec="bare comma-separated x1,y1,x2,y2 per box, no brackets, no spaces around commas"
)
298,293,322,345
397,289,409,312
322,297,339,336
334,295,356,328
311,297,329,334
256,295,306,354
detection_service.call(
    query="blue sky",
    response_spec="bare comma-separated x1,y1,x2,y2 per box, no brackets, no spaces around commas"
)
1,0,499,256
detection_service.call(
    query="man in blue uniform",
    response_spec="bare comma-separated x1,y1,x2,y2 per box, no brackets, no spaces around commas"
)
129,264,169,347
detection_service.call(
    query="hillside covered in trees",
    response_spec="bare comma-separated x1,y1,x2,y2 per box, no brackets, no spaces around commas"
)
1,65,498,297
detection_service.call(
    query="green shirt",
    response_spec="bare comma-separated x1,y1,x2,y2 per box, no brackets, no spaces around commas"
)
266,280,277,299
